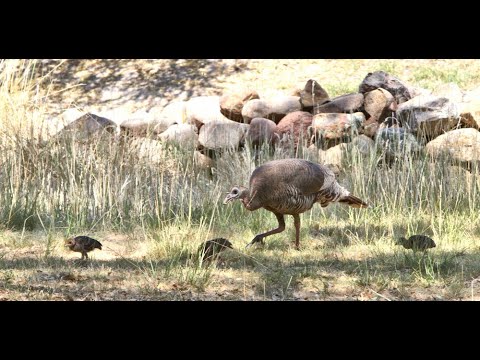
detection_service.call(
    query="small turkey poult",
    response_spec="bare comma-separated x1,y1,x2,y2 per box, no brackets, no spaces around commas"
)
196,238,234,265
65,235,103,260
223,158,368,250
395,235,436,252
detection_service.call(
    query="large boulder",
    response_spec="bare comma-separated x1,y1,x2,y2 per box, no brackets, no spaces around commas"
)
396,95,460,139
220,89,259,122
359,71,411,104
425,128,480,163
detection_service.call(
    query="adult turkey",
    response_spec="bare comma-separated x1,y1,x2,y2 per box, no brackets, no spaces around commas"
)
223,158,368,249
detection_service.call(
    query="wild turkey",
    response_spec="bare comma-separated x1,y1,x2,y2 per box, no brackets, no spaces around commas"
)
65,235,102,260
223,158,368,250
196,238,234,264
396,235,436,252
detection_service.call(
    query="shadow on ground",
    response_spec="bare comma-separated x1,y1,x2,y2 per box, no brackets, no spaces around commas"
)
32,59,251,114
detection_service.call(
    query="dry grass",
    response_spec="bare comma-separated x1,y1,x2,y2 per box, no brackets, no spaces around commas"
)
1,59,480,301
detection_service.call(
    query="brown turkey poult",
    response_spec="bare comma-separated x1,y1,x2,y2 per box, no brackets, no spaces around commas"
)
396,235,436,252
223,158,368,250
65,236,102,260
197,238,234,264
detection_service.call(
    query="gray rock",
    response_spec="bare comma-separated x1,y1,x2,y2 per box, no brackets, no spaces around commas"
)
198,120,249,150
246,118,279,148
359,71,411,104
315,93,364,114
396,95,460,139
375,127,422,159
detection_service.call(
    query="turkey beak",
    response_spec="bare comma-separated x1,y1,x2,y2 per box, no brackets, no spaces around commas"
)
223,192,235,205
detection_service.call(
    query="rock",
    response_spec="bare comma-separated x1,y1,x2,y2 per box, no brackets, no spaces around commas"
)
364,88,397,122
311,112,365,141
276,111,313,149
458,100,480,129
242,99,271,124
193,151,214,170
362,117,381,138
267,95,302,123
120,117,160,138
96,108,145,126
299,79,329,109
245,118,279,148
242,96,302,124
290,87,302,97
54,113,118,142
359,71,411,104
186,96,230,129
220,89,259,122
158,123,198,148
127,137,165,164
322,143,349,168
407,86,432,98
314,93,364,114
57,108,87,124
151,101,187,134
351,134,375,155
375,127,423,159
319,137,374,170
425,128,480,163
432,82,464,103
396,95,460,139
198,120,249,150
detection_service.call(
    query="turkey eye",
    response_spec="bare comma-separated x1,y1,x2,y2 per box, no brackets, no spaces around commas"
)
232,189,238,194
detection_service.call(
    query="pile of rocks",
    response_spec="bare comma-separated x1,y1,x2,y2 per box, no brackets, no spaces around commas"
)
49,70,480,172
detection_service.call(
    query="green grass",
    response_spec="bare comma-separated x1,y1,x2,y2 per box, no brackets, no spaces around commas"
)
1,59,480,300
